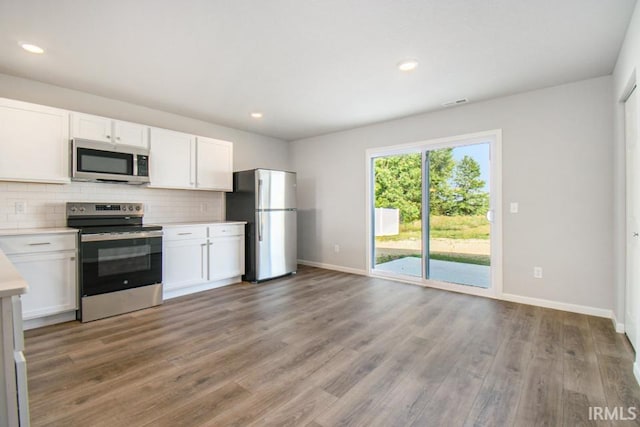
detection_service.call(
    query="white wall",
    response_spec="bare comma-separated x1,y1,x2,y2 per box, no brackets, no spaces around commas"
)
613,1,640,326
291,76,614,311
0,73,290,172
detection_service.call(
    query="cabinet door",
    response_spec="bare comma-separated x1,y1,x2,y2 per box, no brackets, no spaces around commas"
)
209,235,245,281
196,136,233,191
114,120,149,148
163,238,208,291
71,112,112,142
149,127,196,189
0,98,70,183
8,251,77,320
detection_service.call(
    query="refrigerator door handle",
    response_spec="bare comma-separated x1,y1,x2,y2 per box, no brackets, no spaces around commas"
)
258,211,263,242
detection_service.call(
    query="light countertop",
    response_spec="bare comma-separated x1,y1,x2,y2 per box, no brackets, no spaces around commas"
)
0,227,78,237
159,221,247,227
0,249,27,298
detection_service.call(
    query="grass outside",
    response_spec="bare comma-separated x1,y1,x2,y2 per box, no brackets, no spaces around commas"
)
376,215,489,242
376,252,490,266
375,215,490,266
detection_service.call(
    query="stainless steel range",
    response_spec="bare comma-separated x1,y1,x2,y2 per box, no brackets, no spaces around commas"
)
67,202,163,322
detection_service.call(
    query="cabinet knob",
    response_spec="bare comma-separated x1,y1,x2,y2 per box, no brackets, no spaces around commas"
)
117,136,121,140
106,135,111,139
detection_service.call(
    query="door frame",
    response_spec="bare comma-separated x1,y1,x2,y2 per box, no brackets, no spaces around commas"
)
624,79,639,350
365,129,503,298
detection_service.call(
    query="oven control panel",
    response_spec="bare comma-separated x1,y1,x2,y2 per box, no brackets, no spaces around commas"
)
66,202,144,217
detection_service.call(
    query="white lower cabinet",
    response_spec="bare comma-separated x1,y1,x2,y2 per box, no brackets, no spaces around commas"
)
163,237,208,292
162,223,245,299
9,252,77,320
0,232,78,326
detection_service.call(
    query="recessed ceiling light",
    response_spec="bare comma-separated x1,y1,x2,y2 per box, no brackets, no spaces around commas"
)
250,112,263,119
397,58,418,72
19,42,45,54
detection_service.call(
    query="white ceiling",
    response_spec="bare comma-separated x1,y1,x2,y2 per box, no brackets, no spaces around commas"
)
0,0,636,141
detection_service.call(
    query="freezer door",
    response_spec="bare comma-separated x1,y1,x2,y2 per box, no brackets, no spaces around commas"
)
256,210,297,281
256,169,296,210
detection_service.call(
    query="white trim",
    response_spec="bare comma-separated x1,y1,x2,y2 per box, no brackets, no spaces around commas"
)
612,312,625,334
297,259,367,276
370,269,499,298
501,293,612,319
365,129,503,299
23,310,76,330
366,129,503,157
634,362,640,386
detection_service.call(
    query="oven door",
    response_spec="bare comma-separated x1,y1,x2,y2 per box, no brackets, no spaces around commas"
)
80,232,162,297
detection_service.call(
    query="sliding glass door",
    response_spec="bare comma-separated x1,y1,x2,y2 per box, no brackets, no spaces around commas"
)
370,134,497,293
373,152,423,277
426,144,491,288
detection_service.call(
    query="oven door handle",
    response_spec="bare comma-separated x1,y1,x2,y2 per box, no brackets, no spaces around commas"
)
81,230,163,242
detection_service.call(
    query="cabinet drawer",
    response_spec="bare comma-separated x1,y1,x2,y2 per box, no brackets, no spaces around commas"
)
209,224,244,237
0,234,76,255
163,226,208,241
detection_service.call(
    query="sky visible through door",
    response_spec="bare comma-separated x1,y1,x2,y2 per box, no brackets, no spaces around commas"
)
373,142,491,288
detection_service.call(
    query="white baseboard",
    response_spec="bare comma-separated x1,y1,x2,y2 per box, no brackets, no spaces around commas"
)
612,312,625,334
500,293,612,319
163,276,242,300
24,311,76,330
297,262,618,327
297,259,367,276
634,362,640,387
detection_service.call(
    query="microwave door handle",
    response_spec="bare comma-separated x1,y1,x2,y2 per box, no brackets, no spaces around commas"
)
133,155,138,177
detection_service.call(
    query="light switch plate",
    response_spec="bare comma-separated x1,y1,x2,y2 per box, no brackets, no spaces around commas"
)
510,202,519,213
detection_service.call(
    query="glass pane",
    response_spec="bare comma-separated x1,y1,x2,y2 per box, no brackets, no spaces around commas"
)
78,148,132,175
428,143,491,288
373,153,422,277
98,245,151,276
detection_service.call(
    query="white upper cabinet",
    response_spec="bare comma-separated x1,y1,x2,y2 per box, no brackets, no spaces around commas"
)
196,136,233,191
149,128,234,191
113,120,149,148
71,112,112,142
149,127,196,188
0,98,70,183
71,113,149,148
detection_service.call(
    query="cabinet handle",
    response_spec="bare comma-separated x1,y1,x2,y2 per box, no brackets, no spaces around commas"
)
117,136,121,140
201,243,207,279
177,232,193,236
106,135,111,139
28,242,51,246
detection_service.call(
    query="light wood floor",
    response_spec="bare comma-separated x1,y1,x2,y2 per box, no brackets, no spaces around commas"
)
25,266,640,426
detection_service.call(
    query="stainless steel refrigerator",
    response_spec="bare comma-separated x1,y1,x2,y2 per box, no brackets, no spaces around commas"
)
226,169,297,282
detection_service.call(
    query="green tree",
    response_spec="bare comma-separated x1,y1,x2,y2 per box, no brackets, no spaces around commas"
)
451,155,489,215
374,154,422,222
427,148,455,215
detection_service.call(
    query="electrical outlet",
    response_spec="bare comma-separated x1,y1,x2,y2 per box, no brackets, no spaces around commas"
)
510,202,519,213
533,267,543,279
15,201,26,214
334,244,340,253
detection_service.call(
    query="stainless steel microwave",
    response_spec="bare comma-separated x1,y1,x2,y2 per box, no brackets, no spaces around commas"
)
72,139,150,184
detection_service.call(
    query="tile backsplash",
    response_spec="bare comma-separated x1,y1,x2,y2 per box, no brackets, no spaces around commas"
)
0,181,224,229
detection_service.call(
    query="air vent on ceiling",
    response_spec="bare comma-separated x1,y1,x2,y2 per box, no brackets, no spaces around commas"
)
442,98,469,107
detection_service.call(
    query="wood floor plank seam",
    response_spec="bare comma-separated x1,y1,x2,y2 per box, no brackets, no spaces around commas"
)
23,266,640,427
